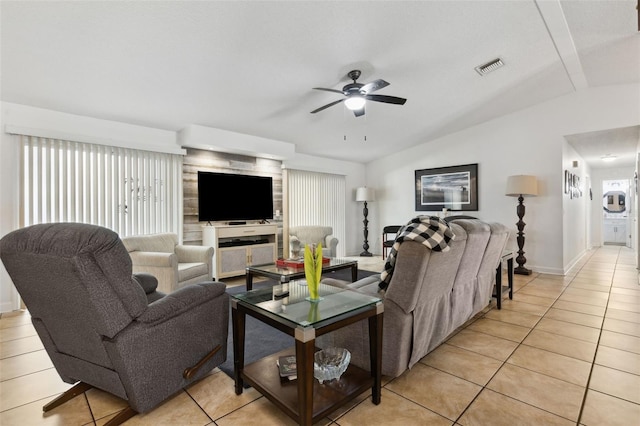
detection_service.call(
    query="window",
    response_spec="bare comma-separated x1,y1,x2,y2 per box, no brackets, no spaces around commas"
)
20,135,182,237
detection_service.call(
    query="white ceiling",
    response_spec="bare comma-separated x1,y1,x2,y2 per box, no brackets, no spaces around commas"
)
1,1,639,165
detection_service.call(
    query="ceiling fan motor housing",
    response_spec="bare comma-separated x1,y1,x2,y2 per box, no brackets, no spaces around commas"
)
343,82,364,95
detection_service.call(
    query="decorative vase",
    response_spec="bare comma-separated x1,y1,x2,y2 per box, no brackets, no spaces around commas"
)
304,243,323,301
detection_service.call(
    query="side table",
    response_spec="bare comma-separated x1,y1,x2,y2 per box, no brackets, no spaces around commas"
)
494,250,514,309
231,284,383,425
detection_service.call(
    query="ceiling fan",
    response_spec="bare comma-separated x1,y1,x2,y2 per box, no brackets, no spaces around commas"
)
310,70,407,117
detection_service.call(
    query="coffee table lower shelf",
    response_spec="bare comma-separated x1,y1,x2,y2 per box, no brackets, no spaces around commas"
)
241,348,374,423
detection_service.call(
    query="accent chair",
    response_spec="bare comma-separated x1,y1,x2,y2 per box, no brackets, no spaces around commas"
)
0,223,229,425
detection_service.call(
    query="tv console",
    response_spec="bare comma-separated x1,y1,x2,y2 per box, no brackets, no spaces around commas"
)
202,224,278,280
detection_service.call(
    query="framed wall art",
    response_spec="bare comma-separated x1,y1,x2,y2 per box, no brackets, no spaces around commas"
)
415,163,478,211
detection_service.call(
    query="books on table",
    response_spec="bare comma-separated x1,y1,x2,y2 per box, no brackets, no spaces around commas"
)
276,355,297,380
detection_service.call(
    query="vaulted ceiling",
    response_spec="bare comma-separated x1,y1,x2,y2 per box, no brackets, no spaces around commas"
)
2,1,638,165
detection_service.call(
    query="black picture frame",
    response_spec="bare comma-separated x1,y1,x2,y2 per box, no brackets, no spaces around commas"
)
415,163,478,211
564,170,569,194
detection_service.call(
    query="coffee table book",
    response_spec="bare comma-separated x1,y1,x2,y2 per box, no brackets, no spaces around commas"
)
277,355,297,380
275,257,330,269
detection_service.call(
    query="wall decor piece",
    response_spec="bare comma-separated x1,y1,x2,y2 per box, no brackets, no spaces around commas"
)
564,170,569,194
415,163,478,211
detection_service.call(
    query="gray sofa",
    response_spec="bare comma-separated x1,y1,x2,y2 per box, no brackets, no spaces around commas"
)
320,218,509,377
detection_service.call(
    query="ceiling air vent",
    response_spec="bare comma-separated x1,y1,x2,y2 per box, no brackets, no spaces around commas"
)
475,58,504,76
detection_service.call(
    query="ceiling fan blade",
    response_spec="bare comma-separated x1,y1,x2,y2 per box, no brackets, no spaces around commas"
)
310,98,344,114
313,87,345,95
360,79,389,94
365,94,407,105
353,106,365,117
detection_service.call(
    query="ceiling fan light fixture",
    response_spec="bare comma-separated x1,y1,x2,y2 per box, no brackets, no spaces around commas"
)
344,96,366,111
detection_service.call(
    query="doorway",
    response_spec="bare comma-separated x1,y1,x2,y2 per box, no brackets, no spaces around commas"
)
602,179,631,247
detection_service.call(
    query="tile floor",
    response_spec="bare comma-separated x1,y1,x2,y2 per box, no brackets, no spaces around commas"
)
1,247,639,425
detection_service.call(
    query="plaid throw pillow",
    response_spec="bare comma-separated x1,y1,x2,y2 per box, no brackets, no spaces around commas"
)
379,216,455,291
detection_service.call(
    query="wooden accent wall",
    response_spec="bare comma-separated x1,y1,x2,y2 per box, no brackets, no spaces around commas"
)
182,148,283,256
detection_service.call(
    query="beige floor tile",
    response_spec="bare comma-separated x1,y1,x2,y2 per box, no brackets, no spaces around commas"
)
85,388,131,420
569,276,613,286
508,292,556,307
543,308,604,328
522,329,596,362
215,396,311,426
595,345,640,375
458,389,574,426
609,292,640,304
483,307,542,328
608,300,640,314
588,364,640,404
0,323,38,343
557,293,608,307
506,345,591,386
102,391,212,426
444,329,519,361
599,330,640,354
385,364,481,421
534,318,600,343
516,285,564,300
563,287,610,299
606,308,640,324
336,388,452,426
568,281,611,293
0,368,72,412
551,300,606,316
497,299,549,316
419,343,503,386
610,287,640,297
0,349,54,381
0,394,93,426
486,364,584,421
186,370,261,421
603,317,640,337
465,318,530,342
0,310,32,329
612,280,640,291
580,389,640,426
0,335,44,359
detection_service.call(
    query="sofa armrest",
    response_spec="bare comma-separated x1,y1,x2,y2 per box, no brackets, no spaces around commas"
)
322,274,382,293
128,251,177,268
324,235,339,255
175,245,214,263
136,281,227,324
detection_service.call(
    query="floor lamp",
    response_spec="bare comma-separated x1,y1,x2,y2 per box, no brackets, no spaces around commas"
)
355,187,375,257
505,175,538,275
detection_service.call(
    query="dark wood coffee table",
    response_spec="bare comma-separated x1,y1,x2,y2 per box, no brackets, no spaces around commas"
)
245,258,358,290
231,283,383,425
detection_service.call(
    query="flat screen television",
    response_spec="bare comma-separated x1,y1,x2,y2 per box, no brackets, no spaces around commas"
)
197,171,273,222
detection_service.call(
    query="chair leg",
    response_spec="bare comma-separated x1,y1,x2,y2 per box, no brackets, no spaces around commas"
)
104,406,137,426
43,381,93,412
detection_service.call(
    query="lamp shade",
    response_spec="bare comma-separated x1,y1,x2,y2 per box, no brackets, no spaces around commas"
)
505,175,538,197
355,187,376,202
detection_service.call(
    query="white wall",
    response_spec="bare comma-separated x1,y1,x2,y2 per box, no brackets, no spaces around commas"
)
365,84,640,274
562,142,590,271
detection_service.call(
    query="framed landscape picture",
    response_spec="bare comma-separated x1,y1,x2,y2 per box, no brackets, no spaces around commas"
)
415,163,478,211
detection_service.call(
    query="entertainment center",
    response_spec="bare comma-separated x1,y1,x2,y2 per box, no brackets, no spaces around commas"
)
203,223,278,280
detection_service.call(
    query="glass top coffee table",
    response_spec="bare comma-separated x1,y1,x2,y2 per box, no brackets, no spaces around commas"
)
245,258,358,290
231,283,383,425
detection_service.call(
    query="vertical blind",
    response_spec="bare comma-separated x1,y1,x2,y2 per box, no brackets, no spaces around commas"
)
288,169,346,257
20,135,183,237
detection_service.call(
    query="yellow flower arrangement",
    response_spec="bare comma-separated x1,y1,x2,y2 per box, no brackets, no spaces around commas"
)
304,243,323,301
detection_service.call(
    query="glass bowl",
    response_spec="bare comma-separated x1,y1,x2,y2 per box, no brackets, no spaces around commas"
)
314,347,350,384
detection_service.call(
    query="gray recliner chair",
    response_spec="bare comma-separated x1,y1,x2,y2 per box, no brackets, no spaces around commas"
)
289,225,339,257
0,223,229,425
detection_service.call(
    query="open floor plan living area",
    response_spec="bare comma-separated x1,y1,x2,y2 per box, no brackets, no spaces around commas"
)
1,246,639,425
1,1,639,425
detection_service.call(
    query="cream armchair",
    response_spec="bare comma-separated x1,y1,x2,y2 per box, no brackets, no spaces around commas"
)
121,233,213,294
289,226,339,258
